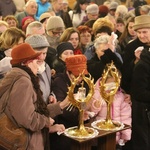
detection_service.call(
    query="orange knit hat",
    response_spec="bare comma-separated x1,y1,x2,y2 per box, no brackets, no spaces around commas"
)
65,55,88,76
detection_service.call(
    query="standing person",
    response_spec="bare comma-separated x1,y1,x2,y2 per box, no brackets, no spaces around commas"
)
36,0,51,20
26,21,57,69
15,0,38,29
25,34,70,117
0,43,65,150
89,66,131,150
69,0,90,27
131,47,150,150
121,15,150,94
51,54,89,150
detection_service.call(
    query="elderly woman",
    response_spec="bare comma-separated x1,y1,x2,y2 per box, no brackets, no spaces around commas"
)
87,34,122,83
0,43,65,150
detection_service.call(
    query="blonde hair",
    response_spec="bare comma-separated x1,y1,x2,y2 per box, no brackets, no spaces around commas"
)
0,27,25,49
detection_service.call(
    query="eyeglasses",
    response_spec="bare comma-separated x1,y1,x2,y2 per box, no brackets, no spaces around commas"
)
52,31,63,36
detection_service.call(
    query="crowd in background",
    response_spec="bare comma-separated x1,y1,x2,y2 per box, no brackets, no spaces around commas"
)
0,0,150,150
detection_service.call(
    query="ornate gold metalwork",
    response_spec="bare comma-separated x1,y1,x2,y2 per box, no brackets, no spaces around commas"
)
65,73,98,139
97,61,122,130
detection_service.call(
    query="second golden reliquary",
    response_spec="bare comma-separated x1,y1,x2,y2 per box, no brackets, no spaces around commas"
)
64,72,98,139
91,61,124,131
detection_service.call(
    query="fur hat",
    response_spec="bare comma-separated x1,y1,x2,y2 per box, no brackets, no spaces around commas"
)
65,55,88,76
86,4,99,15
11,43,41,65
133,15,150,31
109,1,118,10
46,16,65,31
25,34,49,49
39,12,51,23
57,42,74,57
92,17,114,35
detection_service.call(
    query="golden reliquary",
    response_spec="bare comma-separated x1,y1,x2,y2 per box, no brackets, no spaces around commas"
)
92,61,124,131
64,72,98,139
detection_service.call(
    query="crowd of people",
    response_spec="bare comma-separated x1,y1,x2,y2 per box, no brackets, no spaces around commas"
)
0,0,150,150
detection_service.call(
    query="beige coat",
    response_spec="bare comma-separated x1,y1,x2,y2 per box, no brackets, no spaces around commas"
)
0,68,49,150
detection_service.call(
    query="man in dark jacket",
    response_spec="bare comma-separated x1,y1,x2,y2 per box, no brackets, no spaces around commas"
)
129,15,150,150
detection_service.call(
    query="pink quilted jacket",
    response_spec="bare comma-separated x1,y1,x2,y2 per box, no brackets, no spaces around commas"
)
90,78,131,143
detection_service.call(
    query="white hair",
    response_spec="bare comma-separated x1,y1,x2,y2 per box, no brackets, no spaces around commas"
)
94,34,110,49
26,21,43,36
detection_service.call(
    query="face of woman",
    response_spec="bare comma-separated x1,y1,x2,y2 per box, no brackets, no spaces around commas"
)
60,50,74,62
68,32,79,49
95,43,108,59
80,31,91,46
26,59,39,75
128,22,136,37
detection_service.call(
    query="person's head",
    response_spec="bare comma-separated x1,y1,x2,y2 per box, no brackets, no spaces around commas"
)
57,42,74,61
25,34,50,65
3,15,18,28
94,34,110,59
109,1,118,16
21,16,35,32
0,20,8,35
60,27,80,49
65,55,88,81
77,25,92,46
92,17,114,37
74,0,90,13
99,5,109,18
26,21,45,36
116,17,125,33
46,16,65,37
133,15,150,43
0,27,25,50
140,5,150,15
86,3,99,20
115,5,128,19
51,0,63,13
39,12,53,30
119,16,136,44
24,0,38,16
11,43,41,75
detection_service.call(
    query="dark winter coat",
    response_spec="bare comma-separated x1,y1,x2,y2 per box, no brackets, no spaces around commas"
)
131,48,150,150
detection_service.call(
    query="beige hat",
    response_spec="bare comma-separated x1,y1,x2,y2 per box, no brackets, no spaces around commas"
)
39,12,51,22
133,15,150,31
86,3,99,15
46,16,65,31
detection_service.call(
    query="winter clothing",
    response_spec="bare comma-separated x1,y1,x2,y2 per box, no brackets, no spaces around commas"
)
121,38,148,94
10,43,41,65
36,0,51,20
131,47,150,150
87,49,123,83
90,78,131,143
133,15,150,31
0,68,49,150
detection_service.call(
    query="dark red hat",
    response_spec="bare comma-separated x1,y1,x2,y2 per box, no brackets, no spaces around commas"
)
11,43,41,65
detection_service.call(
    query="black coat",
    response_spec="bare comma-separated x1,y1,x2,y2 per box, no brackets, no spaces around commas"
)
131,48,150,150
87,49,123,83
121,38,148,93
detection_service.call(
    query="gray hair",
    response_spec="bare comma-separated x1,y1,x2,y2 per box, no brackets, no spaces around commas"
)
94,35,110,49
24,0,37,10
26,21,43,36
